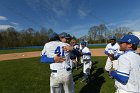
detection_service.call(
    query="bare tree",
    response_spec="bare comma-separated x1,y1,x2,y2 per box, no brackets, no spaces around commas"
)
114,27,133,39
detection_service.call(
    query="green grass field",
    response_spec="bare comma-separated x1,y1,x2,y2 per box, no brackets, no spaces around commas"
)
0,56,115,93
0,48,42,54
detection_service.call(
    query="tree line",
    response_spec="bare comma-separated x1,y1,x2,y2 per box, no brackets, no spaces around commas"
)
87,24,133,44
0,27,74,48
0,24,133,48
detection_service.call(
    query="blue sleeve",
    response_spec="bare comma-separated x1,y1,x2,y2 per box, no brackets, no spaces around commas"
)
110,70,129,85
114,53,122,59
40,55,55,64
104,50,109,55
83,52,91,55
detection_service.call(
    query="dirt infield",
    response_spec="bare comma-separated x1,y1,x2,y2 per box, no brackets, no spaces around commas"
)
0,48,140,61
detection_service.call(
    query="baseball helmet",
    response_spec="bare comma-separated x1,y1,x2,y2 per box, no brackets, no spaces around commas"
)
118,35,140,46
59,32,70,39
48,32,60,41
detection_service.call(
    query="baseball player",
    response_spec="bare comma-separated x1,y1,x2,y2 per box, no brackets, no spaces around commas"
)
59,33,75,69
59,33,81,70
104,36,122,73
80,41,92,84
110,34,140,93
41,32,75,93
70,39,81,69
79,39,87,67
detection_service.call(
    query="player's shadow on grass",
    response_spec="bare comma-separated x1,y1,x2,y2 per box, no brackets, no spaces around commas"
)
73,70,84,82
73,60,98,82
79,68,105,93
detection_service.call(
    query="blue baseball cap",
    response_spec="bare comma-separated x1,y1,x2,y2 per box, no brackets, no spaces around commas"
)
110,36,116,40
59,32,70,39
118,35,140,46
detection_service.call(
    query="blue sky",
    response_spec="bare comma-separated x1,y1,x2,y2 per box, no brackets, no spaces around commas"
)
0,0,140,37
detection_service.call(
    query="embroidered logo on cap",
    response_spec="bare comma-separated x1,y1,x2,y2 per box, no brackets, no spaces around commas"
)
128,39,131,42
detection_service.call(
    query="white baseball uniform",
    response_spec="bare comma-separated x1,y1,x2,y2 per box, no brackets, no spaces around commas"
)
41,41,75,93
111,50,140,93
79,43,83,64
80,42,87,64
104,43,121,71
82,47,92,75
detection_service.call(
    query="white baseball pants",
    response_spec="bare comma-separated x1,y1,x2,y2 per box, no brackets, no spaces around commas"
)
50,70,75,93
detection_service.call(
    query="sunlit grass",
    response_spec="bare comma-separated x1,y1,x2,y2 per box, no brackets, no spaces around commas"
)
0,48,42,54
0,56,115,93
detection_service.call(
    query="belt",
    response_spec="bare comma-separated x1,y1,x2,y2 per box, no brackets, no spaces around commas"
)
51,68,71,73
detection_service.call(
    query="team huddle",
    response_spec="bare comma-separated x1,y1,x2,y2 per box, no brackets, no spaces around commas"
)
40,32,140,93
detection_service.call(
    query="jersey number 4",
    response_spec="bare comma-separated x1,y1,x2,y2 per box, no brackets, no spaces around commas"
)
54,46,65,56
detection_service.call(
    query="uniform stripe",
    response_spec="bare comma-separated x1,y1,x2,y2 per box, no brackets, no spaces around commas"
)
104,50,108,55
83,52,91,55
40,55,55,63
111,70,129,85
116,71,129,76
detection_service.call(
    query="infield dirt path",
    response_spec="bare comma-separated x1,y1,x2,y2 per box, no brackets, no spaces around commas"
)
0,48,140,61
